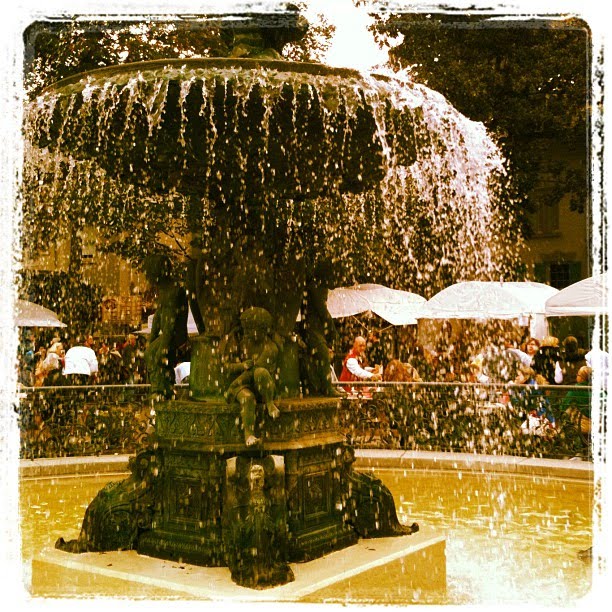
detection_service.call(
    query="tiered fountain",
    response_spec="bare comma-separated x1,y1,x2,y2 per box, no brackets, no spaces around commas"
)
24,9,511,590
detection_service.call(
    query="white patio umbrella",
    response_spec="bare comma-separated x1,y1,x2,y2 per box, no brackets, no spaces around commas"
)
421,281,559,319
326,286,374,319
545,272,609,316
137,306,199,335
327,284,425,325
419,281,559,338
15,300,66,328
352,283,426,325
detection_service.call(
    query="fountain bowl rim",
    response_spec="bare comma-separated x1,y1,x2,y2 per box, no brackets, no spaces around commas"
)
39,57,368,97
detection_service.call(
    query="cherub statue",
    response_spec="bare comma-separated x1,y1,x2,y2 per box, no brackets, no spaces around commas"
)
224,307,280,446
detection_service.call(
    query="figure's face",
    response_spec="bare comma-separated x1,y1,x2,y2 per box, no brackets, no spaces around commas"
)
354,338,366,355
526,340,539,355
249,464,265,490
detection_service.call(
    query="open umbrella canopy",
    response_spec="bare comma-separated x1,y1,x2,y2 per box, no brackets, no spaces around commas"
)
326,286,373,319
137,307,199,335
420,281,559,320
15,300,66,328
327,284,425,325
545,272,609,316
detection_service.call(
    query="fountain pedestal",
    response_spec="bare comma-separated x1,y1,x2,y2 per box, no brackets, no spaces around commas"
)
137,397,359,570
56,394,416,588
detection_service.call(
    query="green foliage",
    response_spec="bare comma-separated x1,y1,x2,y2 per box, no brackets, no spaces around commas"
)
383,15,590,218
24,19,230,97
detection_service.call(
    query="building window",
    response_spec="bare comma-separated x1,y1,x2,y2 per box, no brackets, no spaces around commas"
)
536,201,560,235
549,263,572,288
534,261,581,289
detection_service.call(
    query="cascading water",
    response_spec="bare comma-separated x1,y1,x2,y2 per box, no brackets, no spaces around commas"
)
23,58,518,298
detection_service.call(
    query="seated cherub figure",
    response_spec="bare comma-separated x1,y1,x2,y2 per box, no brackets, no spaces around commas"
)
224,307,280,446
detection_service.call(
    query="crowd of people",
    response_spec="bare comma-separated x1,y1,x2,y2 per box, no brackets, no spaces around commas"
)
334,325,605,436
338,326,605,388
18,330,149,388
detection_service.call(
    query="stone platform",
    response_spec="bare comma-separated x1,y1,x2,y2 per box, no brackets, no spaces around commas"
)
31,527,446,601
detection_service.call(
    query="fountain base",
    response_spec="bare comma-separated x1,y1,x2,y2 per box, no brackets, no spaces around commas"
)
37,529,446,600
57,397,417,588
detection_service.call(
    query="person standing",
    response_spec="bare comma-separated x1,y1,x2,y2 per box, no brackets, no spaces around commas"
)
63,334,98,385
339,336,382,394
120,333,139,383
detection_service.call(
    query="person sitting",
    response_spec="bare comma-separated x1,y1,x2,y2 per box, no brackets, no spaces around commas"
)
511,365,556,436
33,346,47,387
561,365,592,435
383,359,421,383
532,335,563,384
508,337,540,367
96,341,124,384
560,336,587,385
63,335,99,385
39,342,65,386
467,355,489,384
476,339,522,383
338,336,382,395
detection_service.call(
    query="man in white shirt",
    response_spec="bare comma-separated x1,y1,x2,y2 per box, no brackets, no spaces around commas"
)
63,335,99,385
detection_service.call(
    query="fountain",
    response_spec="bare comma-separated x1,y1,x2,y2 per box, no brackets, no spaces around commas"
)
23,7,515,590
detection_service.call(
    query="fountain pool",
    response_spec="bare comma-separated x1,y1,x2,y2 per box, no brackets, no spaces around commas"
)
20,461,592,605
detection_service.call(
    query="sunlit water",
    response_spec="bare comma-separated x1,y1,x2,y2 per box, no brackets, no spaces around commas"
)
19,468,592,605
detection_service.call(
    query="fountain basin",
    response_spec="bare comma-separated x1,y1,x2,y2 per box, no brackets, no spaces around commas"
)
19,451,593,605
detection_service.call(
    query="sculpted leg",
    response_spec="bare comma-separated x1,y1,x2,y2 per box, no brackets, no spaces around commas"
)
254,367,279,419
237,388,260,446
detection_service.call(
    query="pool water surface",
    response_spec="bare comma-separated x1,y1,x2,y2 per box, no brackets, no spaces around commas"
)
19,467,593,605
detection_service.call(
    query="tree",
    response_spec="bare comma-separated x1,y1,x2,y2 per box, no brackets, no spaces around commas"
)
381,13,590,227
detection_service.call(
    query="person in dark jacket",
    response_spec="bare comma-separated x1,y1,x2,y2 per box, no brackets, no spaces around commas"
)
560,335,587,385
532,335,562,384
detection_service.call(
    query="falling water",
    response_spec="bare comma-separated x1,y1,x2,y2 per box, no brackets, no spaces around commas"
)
23,56,518,293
